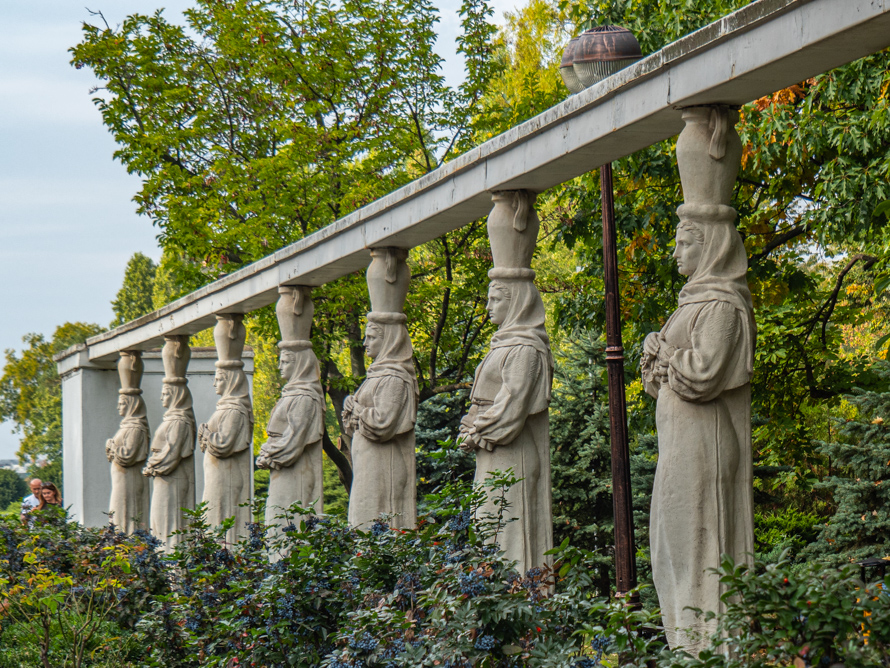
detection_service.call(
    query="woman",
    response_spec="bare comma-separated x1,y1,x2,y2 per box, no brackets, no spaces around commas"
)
36,482,62,510
459,276,553,576
199,367,253,545
144,380,196,552
343,314,418,529
106,393,151,533
641,213,755,652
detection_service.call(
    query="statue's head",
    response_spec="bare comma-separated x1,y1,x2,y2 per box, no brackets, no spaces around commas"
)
364,322,384,360
117,394,129,416
161,383,172,408
673,220,704,277
486,281,511,326
213,369,228,396
279,350,297,380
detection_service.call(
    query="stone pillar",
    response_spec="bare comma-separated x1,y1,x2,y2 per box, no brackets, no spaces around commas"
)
257,286,325,540
458,190,554,577
143,336,197,553
641,106,754,654
198,314,254,545
343,248,418,529
106,351,151,533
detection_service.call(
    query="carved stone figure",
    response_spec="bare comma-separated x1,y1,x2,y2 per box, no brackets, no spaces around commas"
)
641,106,754,654
144,336,196,552
458,191,554,576
198,314,253,544
106,351,150,534
343,248,418,529
257,286,324,538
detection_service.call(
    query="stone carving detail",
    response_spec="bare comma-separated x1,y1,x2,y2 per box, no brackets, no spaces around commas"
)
106,351,151,534
343,248,418,529
458,190,554,576
257,286,325,538
143,336,196,552
198,314,254,544
641,106,754,654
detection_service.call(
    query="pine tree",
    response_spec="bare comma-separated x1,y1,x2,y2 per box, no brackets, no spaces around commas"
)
808,363,890,567
110,252,157,327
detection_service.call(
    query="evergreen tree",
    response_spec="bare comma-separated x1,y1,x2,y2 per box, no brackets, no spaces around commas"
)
807,364,890,567
110,252,157,327
0,469,27,510
415,391,474,498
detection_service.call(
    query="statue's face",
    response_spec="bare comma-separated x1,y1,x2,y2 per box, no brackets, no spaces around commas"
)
117,395,127,416
486,285,510,326
161,384,172,408
279,353,296,381
213,370,226,396
364,325,384,360
673,227,703,277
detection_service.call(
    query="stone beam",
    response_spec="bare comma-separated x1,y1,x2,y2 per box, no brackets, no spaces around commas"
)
80,0,890,363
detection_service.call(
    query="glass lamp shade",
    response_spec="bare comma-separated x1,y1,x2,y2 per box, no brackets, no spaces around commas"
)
559,37,584,94
572,25,642,89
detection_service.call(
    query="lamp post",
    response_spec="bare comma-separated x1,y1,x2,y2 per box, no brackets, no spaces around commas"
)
561,26,642,606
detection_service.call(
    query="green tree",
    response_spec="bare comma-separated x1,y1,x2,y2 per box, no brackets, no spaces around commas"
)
0,322,105,481
0,469,27,510
110,252,157,327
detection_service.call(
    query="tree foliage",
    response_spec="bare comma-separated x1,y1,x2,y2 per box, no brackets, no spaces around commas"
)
110,252,157,327
0,322,105,480
0,469,27,511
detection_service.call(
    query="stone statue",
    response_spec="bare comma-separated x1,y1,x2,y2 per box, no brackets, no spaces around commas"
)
641,106,755,654
198,314,254,544
343,248,418,530
257,286,325,538
106,351,150,534
143,335,196,552
458,190,554,576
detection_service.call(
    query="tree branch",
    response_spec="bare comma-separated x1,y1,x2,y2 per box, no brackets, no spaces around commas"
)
749,224,808,265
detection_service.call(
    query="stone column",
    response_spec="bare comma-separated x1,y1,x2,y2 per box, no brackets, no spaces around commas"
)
458,190,554,577
343,248,418,529
143,336,197,553
641,106,754,653
257,286,325,540
198,314,254,544
106,351,151,533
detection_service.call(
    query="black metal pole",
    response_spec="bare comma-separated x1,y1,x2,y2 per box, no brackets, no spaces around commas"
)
600,162,639,606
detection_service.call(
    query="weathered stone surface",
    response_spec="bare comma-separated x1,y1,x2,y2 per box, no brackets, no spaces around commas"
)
459,191,554,576
199,315,253,545
344,249,418,530
257,287,324,543
642,107,754,654
107,351,150,534
144,336,196,553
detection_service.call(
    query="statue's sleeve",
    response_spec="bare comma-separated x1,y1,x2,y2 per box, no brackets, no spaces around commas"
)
356,377,409,442
260,396,320,469
474,346,542,447
204,410,248,458
112,428,149,467
146,421,188,476
668,301,742,403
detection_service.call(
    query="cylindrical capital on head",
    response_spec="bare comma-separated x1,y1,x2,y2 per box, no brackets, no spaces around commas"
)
214,314,247,367
118,351,144,395
676,106,742,207
676,203,738,226
367,248,410,314
276,286,314,343
278,339,313,352
488,190,539,271
162,335,191,384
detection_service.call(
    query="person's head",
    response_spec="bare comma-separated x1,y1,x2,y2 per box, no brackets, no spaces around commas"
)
28,478,42,496
486,281,511,326
363,323,384,360
213,369,228,395
279,350,296,380
673,221,705,277
37,482,60,509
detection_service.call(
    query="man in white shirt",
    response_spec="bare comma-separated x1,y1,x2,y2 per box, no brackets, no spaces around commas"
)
20,478,42,524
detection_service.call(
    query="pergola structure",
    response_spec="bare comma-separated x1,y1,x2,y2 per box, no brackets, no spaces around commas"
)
56,0,890,593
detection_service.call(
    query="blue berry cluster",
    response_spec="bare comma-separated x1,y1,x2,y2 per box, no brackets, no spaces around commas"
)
458,570,487,597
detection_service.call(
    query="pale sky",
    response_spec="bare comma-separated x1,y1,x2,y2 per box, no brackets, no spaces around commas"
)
0,0,521,459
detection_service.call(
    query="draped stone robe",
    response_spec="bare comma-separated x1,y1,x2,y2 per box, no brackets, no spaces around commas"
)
107,397,150,534
145,391,196,553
